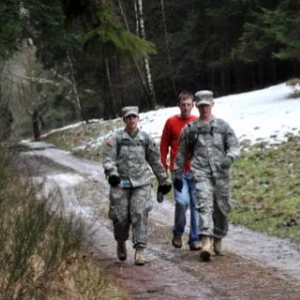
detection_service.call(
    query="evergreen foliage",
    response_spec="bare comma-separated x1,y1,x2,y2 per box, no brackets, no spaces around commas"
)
0,1,22,61
264,1,300,61
78,2,156,61
21,0,82,68
1,0,300,134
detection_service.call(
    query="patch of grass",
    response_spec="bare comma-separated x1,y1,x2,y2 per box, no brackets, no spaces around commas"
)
74,255,131,300
285,78,300,99
288,90,300,99
231,134,300,242
286,78,300,86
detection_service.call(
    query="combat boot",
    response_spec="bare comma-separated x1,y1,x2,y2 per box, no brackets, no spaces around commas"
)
117,241,127,261
200,236,212,261
213,238,224,256
135,247,146,266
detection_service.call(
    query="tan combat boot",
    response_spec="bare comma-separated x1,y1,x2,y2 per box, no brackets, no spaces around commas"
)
200,236,212,261
135,247,146,266
117,241,127,261
213,238,224,256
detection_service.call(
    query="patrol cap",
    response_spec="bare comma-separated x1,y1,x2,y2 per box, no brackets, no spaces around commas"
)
195,90,213,106
122,106,139,118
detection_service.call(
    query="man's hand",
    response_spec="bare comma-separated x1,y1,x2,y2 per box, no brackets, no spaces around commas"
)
221,156,233,169
158,182,172,195
173,177,183,192
108,175,121,187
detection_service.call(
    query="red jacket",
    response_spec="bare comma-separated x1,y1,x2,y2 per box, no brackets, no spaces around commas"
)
160,115,198,172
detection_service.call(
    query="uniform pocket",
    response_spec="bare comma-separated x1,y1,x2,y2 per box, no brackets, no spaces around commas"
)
145,185,153,212
108,204,118,221
216,176,230,196
215,176,231,215
216,195,231,215
108,187,123,221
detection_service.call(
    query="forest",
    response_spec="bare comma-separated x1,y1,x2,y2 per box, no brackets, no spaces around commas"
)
0,0,300,138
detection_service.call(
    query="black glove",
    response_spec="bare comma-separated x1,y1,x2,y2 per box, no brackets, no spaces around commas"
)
173,177,183,192
157,191,164,203
108,175,121,187
158,182,172,195
221,156,233,170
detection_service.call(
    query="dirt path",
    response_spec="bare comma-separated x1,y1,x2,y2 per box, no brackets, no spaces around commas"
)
18,141,300,299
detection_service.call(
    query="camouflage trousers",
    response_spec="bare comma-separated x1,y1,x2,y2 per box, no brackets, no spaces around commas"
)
109,184,152,248
193,175,231,238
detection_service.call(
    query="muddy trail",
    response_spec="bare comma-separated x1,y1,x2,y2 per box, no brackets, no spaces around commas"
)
18,141,300,300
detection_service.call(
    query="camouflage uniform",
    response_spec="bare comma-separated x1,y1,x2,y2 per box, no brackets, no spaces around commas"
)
174,118,240,238
102,129,168,249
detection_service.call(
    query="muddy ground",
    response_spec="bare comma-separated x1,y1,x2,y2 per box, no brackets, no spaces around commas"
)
17,141,300,299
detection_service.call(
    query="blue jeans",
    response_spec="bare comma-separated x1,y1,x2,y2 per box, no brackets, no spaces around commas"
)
172,172,199,245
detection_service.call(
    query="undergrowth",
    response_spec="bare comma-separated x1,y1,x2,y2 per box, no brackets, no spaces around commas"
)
0,144,130,300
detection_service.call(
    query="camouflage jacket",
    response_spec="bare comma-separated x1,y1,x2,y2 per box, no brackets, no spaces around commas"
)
174,118,240,178
102,129,168,187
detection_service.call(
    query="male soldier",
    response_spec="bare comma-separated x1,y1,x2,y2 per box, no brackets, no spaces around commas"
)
173,90,240,261
160,91,201,250
102,106,172,266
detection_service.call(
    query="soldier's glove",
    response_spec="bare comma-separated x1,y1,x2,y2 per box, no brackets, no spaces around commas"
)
157,183,172,203
157,191,164,203
173,177,183,193
108,175,121,187
158,182,172,195
221,156,233,170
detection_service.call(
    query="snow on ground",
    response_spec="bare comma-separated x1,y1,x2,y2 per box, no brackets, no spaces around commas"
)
32,82,300,150
138,83,300,145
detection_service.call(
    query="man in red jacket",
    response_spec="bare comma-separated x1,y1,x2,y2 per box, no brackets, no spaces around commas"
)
160,91,201,250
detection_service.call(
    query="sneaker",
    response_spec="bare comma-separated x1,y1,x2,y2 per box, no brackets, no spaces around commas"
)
117,241,127,261
135,247,146,265
172,235,182,248
189,241,202,251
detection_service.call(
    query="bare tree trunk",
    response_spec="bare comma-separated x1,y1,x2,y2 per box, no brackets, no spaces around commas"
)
66,52,87,123
104,58,115,119
160,0,177,99
135,0,157,108
118,0,150,97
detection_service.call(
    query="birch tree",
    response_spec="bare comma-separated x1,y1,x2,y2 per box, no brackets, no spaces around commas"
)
134,0,157,107
117,0,152,98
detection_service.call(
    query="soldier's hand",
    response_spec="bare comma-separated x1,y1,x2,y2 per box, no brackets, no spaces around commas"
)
173,177,183,192
158,182,172,195
221,156,233,169
108,175,121,187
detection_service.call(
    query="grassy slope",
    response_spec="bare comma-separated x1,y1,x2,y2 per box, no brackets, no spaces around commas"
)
231,135,300,242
